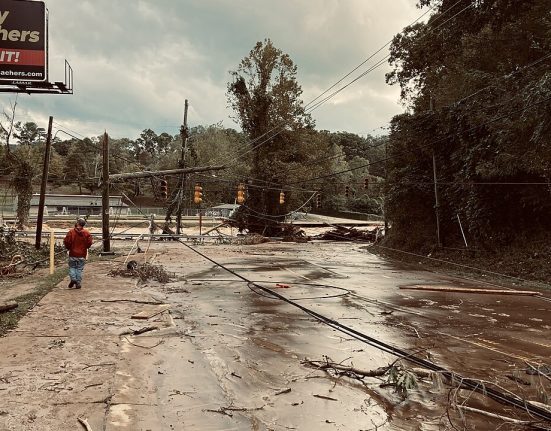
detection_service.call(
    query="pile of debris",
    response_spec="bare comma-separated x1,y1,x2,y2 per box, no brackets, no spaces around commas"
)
314,225,379,242
0,226,64,277
109,262,172,284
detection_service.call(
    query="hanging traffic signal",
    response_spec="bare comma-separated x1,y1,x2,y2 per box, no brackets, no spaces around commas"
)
345,185,350,198
194,183,203,204
316,193,322,208
237,183,245,204
279,191,285,205
159,179,168,199
364,177,369,190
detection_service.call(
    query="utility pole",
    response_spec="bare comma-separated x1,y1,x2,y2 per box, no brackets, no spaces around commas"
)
176,99,189,234
384,139,389,234
101,131,112,253
35,116,53,249
430,96,442,248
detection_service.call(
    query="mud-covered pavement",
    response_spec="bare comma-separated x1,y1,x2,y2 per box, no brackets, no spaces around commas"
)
1,240,550,430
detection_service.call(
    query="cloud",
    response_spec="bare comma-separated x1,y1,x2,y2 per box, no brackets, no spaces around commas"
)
5,0,425,139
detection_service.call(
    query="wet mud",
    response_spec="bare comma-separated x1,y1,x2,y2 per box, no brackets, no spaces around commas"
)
0,241,549,430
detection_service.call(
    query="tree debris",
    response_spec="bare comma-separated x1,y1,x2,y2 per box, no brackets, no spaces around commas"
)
314,225,376,242
109,262,172,283
400,285,542,296
77,417,93,431
119,326,159,336
313,394,338,401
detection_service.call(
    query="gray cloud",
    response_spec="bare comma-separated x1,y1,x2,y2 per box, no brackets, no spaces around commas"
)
9,0,424,139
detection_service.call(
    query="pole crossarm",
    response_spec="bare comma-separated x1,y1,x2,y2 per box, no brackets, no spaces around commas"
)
108,165,226,181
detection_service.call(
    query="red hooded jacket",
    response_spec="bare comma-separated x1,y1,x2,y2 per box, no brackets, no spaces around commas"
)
64,226,93,258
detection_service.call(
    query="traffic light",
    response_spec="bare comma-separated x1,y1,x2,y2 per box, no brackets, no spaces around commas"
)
316,193,322,209
279,191,285,205
345,185,350,198
364,177,369,190
194,183,203,204
237,183,246,204
159,179,168,199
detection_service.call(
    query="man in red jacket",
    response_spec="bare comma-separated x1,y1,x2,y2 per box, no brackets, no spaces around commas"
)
63,218,93,289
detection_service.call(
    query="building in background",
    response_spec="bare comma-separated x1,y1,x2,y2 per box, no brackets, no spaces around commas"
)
28,194,129,216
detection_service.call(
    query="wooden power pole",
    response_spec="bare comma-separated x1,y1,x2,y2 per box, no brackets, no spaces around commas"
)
101,131,112,253
35,116,53,249
176,99,189,234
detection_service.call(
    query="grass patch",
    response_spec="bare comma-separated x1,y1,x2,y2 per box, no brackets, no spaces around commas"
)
0,267,67,337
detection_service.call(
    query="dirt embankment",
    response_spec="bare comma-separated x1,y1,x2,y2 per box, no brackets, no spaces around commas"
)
372,235,551,289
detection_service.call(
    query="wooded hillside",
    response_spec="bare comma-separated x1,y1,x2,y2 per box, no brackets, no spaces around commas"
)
385,0,551,249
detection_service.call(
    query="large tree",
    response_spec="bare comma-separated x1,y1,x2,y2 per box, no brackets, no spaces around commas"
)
227,39,314,234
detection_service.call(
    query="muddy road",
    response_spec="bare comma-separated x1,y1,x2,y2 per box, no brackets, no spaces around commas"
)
1,240,550,430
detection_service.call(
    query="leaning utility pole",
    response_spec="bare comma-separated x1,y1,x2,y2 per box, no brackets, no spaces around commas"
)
176,99,189,234
430,96,442,248
35,116,53,249
101,131,111,253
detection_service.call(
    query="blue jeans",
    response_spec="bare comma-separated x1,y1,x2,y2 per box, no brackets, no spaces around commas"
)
68,257,86,284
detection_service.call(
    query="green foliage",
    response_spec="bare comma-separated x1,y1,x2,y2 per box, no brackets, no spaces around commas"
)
227,39,315,233
14,122,42,146
385,0,551,248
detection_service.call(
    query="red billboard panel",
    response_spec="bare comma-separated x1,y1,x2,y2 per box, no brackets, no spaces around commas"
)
0,0,47,82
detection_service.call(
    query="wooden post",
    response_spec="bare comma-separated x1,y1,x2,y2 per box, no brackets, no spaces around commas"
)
176,99,189,235
35,116,53,249
49,229,55,275
430,96,442,248
101,131,111,253
432,151,442,248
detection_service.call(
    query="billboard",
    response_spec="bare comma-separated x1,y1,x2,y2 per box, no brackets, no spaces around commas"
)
0,0,47,82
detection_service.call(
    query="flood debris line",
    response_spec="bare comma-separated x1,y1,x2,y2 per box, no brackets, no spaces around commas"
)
108,262,172,283
401,285,542,296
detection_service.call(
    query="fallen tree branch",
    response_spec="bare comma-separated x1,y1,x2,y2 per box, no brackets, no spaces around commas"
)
100,299,164,305
119,326,159,336
77,417,93,431
122,336,164,349
313,394,338,401
456,405,537,425
303,359,389,377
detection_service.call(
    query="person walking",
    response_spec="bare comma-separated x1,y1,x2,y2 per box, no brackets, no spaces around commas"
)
63,217,93,289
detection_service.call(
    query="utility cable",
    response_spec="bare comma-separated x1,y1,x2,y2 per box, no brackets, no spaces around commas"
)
223,0,473,164
288,94,551,185
170,237,551,423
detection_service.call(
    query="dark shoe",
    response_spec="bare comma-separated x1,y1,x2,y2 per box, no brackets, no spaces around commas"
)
75,283,81,289
68,280,75,288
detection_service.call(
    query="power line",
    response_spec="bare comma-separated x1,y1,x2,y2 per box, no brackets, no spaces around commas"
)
288,95,551,185
224,1,475,165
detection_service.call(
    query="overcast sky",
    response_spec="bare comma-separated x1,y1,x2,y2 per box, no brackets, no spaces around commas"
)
8,0,426,140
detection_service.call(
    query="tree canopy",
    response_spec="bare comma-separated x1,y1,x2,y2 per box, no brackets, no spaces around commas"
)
385,0,551,249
